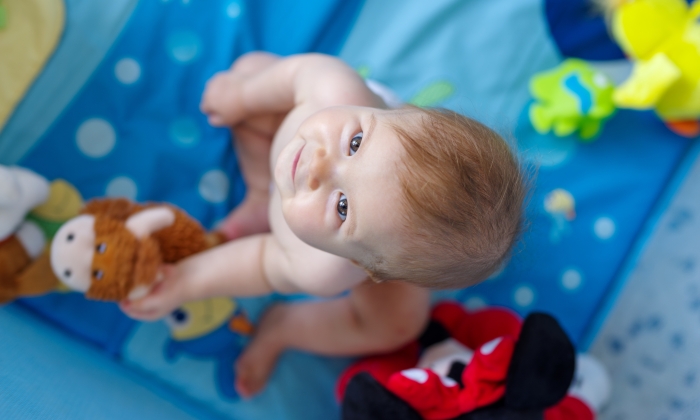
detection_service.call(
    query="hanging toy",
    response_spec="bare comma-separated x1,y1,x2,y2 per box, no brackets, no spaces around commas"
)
601,0,700,137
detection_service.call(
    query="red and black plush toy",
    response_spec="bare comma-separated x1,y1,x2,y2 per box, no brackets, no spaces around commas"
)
338,301,606,420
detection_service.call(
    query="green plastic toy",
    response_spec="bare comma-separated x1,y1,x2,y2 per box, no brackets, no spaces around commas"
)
529,59,616,141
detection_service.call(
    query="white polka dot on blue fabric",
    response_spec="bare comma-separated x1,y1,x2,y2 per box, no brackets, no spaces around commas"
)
106,176,138,200
561,268,583,291
513,285,535,307
199,170,229,203
167,32,201,63
594,217,616,240
76,118,116,158
464,295,488,310
170,118,200,147
226,2,242,18
115,58,141,84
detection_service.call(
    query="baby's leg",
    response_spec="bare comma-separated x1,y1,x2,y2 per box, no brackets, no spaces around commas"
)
235,282,430,397
217,53,282,240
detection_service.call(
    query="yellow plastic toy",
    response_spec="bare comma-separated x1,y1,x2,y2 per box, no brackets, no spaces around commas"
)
599,0,700,137
0,0,65,132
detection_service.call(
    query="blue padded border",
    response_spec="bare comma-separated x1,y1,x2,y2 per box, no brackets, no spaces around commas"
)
580,138,700,350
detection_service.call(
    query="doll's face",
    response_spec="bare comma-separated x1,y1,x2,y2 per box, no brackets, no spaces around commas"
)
51,215,96,292
50,206,174,300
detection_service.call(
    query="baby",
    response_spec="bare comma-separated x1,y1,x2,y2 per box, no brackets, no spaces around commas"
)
121,52,526,397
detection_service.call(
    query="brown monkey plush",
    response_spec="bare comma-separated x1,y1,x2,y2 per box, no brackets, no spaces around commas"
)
50,198,224,301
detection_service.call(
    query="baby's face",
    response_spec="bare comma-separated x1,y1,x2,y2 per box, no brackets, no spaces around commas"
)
274,106,410,264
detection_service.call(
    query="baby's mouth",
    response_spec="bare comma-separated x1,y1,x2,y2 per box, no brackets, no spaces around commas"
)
292,144,305,183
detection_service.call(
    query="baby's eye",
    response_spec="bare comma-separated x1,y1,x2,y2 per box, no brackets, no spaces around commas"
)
337,194,348,221
349,133,363,156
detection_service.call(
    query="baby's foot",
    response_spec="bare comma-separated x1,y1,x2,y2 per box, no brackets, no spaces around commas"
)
217,193,270,241
235,333,282,398
234,305,288,397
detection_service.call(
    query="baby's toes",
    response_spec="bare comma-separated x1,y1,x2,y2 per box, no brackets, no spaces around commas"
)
234,355,261,397
234,346,278,397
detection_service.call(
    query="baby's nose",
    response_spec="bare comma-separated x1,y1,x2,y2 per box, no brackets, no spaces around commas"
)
308,148,331,190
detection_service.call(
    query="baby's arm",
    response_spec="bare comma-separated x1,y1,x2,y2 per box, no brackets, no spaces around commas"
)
121,234,275,320
201,53,373,127
235,280,431,396
121,220,355,320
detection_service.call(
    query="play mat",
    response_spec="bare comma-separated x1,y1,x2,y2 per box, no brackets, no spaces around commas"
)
1,0,698,418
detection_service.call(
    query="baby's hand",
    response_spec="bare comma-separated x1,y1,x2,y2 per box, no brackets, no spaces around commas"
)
119,265,186,321
200,70,246,127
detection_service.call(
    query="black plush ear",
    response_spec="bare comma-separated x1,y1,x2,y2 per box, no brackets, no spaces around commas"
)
342,372,423,420
504,312,575,410
418,319,452,349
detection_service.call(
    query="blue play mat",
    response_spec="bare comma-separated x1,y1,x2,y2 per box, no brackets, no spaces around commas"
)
0,0,696,419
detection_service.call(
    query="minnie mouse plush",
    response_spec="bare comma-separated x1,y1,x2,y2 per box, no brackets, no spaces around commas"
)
338,301,610,420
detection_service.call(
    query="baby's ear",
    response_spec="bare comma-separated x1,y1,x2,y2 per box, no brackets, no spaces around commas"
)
125,207,175,239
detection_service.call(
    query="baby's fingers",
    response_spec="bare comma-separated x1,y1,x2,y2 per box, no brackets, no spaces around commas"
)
119,299,164,321
119,267,180,320
200,73,230,112
200,72,244,127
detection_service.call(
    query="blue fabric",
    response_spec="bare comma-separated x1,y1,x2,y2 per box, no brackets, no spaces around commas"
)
0,304,206,420
123,296,351,419
16,0,363,353
0,0,140,165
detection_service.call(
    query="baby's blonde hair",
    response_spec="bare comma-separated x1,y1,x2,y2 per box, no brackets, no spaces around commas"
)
364,106,526,289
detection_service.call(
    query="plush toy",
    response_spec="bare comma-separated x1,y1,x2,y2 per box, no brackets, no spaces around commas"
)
529,59,616,141
599,0,700,137
338,301,610,420
50,198,225,301
0,165,60,303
